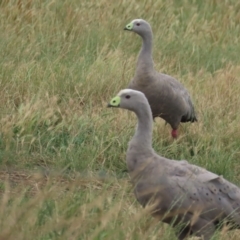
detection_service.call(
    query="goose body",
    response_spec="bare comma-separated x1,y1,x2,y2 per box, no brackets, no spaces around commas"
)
108,89,240,240
124,19,197,138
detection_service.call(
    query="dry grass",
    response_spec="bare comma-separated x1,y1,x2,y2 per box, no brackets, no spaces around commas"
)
0,0,240,239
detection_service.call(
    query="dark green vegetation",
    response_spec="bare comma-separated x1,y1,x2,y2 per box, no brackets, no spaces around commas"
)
0,0,240,239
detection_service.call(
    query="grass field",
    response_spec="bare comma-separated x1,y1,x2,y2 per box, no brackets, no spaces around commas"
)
1,0,240,239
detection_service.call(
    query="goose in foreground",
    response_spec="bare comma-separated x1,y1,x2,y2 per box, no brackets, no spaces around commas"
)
124,19,197,138
107,89,240,240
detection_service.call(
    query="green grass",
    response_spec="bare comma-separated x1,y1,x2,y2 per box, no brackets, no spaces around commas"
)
1,0,240,239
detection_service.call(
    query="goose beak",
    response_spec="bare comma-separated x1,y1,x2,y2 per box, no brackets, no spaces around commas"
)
107,103,120,108
124,23,133,31
107,96,121,108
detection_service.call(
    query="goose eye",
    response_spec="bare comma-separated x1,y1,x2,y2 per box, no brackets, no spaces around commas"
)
125,95,131,99
136,23,140,26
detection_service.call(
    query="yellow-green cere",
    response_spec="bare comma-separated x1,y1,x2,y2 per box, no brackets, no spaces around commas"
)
125,22,133,30
109,96,121,107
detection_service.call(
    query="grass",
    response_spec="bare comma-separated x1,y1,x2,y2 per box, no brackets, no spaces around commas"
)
0,0,240,239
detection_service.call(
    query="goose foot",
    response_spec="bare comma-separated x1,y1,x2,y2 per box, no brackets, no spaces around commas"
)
171,129,178,139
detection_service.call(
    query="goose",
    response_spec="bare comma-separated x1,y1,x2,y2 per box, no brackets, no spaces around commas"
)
124,19,197,138
107,89,240,240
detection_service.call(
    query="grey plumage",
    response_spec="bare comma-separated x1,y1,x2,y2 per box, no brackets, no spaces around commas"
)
124,19,197,138
108,89,240,240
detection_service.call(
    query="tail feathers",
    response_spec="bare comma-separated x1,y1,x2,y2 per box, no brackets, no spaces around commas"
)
181,110,197,123
183,98,198,123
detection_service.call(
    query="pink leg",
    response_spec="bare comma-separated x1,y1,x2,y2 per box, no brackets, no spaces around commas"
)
171,129,178,138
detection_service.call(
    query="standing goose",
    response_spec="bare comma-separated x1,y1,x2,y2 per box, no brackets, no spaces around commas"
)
124,19,197,138
108,89,240,240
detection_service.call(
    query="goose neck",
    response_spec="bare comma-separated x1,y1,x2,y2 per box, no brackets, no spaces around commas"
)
131,101,153,151
136,30,154,74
